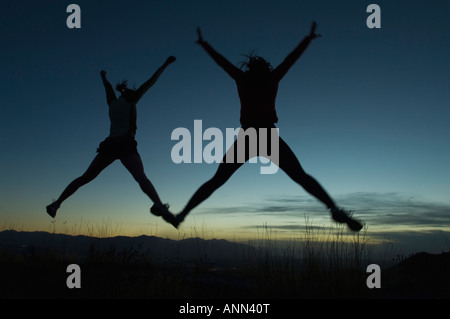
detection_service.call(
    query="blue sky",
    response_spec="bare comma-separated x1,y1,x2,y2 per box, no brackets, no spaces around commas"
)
1,0,449,255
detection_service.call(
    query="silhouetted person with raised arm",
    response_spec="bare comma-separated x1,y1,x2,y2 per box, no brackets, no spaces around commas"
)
174,23,363,231
46,56,177,225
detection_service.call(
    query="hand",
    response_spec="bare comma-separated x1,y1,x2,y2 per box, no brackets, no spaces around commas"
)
196,27,205,45
165,56,176,65
309,21,322,39
100,70,107,78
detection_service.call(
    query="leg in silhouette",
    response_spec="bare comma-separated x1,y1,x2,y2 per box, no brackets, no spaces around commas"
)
120,153,176,224
276,138,363,231
277,137,336,210
175,140,244,227
120,154,162,204
46,153,115,218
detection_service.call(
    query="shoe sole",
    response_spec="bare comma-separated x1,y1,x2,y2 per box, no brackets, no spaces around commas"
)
332,214,363,232
347,219,363,231
46,206,57,218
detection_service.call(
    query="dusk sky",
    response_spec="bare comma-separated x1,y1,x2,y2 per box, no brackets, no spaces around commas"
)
1,0,449,256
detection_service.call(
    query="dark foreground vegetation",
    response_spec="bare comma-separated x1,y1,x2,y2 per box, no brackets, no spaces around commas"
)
1,230,449,299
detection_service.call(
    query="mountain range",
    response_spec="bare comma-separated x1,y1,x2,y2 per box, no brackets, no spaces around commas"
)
0,229,256,265
1,230,450,298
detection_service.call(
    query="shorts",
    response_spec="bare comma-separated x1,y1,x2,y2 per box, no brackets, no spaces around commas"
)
225,125,279,163
97,135,139,160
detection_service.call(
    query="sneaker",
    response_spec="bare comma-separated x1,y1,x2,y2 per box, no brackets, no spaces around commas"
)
150,203,177,228
46,201,60,218
330,207,363,232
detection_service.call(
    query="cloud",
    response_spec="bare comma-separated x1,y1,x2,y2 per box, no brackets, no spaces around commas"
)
335,192,450,228
195,192,450,255
198,195,324,216
241,223,327,231
199,191,450,229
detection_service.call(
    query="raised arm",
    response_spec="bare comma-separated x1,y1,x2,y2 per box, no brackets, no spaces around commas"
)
196,27,242,80
273,21,321,80
134,56,176,103
100,70,117,106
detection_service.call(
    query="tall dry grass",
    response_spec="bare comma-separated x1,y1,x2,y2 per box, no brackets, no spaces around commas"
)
1,216,397,298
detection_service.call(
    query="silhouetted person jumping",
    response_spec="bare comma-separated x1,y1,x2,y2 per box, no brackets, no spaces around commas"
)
46,56,177,225
173,23,363,231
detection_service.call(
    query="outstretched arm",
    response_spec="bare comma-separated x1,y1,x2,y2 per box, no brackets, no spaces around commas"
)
134,56,176,103
273,21,321,80
196,27,242,80
101,70,117,106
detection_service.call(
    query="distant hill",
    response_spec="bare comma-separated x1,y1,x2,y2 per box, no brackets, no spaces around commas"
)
0,230,256,265
1,230,449,298
381,251,450,298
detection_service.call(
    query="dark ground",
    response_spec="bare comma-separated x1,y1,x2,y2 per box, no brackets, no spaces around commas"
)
1,231,449,300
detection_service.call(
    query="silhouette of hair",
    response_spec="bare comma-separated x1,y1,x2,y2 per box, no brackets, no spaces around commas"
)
116,80,138,101
239,52,273,73
116,80,129,93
